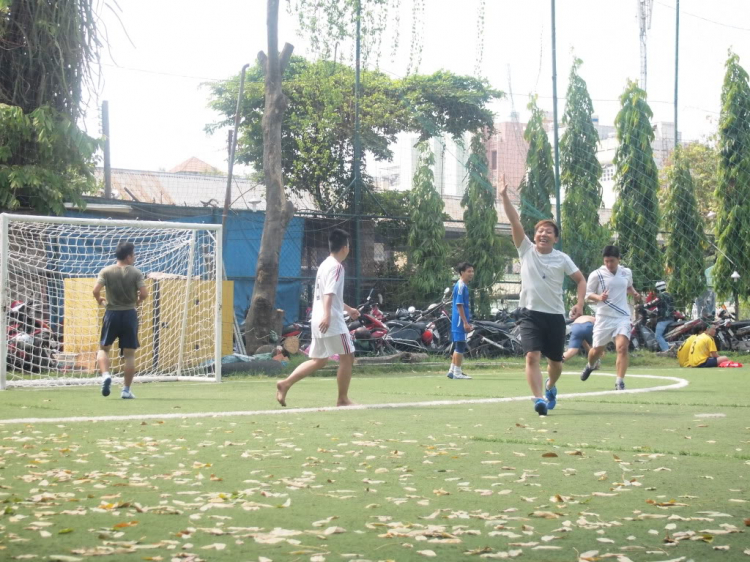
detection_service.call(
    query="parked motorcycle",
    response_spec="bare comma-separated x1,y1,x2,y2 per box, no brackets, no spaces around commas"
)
465,319,522,358
713,308,750,352
346,290,392,356
6,300,58,373
385,288,452,354
631,305,660,352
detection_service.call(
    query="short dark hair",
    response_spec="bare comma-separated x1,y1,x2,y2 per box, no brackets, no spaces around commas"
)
115,241,135,261
328,229,350,253
534,219,559,238
456,262,474,274
602,245,621,258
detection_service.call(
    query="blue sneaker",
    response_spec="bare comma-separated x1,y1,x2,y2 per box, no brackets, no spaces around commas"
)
101,376,111,397
544,378,557,410
615,379,625,391
534,398,548,416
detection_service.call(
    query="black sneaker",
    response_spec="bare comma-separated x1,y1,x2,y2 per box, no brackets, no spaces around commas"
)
580,360,600,381
101,376,111,397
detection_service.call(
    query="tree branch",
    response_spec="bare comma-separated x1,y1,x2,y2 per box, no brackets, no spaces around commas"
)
257,51,268,75
280,43,294,75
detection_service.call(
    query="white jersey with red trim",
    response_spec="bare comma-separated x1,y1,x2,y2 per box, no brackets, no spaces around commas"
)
311,256,348,337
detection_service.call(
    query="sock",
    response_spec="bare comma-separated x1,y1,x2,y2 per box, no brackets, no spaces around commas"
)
546,380,553,390
123,386,130,392
616,377,624,383
454,366,462,376
449,364,456,374
102,371,111,379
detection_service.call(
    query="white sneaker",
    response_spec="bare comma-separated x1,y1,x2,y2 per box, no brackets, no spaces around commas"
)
449,372,472,380
121,389,136,399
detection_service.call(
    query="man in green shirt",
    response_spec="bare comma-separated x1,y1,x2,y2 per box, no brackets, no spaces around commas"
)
93,242,148,399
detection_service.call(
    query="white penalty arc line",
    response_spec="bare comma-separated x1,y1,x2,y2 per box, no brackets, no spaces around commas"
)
0,372,688,425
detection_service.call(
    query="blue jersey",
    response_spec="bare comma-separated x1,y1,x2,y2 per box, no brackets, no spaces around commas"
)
451,280,471,335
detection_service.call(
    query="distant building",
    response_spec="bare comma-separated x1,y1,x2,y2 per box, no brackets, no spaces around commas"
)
596,121,679,208
93,157,315,211
483,116,529,205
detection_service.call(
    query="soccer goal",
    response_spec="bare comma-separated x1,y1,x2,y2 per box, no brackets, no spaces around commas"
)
0,213,223,389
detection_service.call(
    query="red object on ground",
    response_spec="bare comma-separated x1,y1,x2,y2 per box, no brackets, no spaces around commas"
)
718,360,743,368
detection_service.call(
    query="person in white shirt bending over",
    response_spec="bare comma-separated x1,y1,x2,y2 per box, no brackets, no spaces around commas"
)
580,245,641,390
276,229,360,407
500,175,587,416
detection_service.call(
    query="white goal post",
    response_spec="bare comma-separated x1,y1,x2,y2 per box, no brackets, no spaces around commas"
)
0,213,223,389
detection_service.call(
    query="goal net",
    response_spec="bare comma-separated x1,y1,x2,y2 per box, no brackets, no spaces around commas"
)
0,214,223,389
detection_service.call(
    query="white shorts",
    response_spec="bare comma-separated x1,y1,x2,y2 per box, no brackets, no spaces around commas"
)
593,315,631,348
308,333,354,359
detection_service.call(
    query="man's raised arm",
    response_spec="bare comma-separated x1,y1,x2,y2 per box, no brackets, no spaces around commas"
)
499,174,526,248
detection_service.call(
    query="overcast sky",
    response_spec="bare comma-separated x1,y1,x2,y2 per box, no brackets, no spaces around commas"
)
83,0,750,173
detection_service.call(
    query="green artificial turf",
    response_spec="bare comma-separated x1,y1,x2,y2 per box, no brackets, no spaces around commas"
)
0,360,748,561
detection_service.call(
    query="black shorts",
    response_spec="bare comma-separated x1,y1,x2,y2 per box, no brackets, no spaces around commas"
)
518,308,566,362
697,357,718,368
100,309,140,350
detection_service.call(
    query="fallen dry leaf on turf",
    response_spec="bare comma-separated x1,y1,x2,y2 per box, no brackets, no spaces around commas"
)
113,521,138,528
531,511,562,519
465,547,493,555
480,550,522,559
542,452,558,458
417,550,437,557
744,518,750,526
646,499,688,507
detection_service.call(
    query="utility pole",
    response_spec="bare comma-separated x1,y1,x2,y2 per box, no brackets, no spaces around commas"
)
353,0,363,303
102,100,112,199
223,64,250,233
551,0,562,249
674,0,680,148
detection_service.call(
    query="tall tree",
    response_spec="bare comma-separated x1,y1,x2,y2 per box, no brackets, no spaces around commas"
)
714,52,750,301
244,0,296,353
0,0,103,213
612,80,663,291
408,141,449,297
462,134,505,316
659,140,720,218
519,96,554,238
663,149,707,308
560,59,609,277
206,60,501,210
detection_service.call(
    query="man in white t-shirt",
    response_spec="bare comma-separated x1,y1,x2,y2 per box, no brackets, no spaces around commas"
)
500,176,587,416
581,245,641,390
276,229,360,407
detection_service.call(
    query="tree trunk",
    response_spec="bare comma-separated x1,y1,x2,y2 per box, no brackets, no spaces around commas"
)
245,0,295,354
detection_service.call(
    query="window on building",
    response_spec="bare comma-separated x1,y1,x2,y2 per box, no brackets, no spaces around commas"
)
602,165,615,182
491,151,497,170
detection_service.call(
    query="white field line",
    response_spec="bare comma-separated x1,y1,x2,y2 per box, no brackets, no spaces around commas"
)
0,371,688,425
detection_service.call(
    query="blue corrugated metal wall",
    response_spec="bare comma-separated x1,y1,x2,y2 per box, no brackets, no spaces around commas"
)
64,206,304,325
